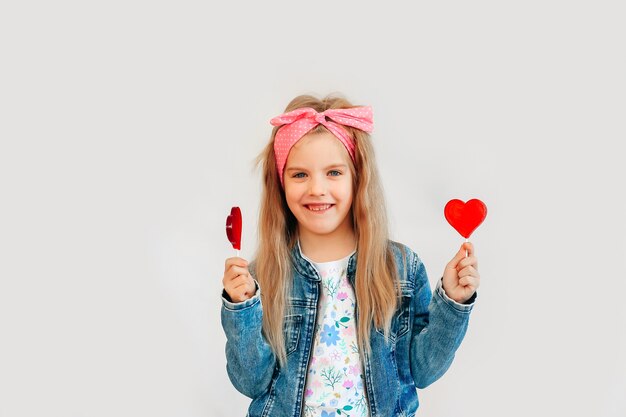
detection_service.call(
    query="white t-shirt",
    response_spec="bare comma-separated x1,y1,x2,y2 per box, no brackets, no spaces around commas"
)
300,249,370,417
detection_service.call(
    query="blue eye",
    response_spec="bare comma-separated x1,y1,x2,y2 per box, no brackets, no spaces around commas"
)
293,172,306,178
328,170,341,176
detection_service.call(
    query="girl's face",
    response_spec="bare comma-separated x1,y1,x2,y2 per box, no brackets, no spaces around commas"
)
283,132,354,240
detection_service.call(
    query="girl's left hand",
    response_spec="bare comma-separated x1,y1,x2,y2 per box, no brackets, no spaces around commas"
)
442,242,480,304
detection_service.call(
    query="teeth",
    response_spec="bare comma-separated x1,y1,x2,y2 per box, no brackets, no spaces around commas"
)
308,204,331,211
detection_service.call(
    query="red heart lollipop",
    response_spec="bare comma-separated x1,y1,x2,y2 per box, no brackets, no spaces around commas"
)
226,207,242,251
444,199,487,239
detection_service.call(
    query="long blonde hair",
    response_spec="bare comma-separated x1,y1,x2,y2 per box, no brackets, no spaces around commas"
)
254,93,400,366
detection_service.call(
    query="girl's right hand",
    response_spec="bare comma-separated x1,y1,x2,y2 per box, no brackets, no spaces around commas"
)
222,257,256,303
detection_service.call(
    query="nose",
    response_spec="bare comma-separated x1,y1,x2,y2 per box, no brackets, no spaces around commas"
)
308,174,326,196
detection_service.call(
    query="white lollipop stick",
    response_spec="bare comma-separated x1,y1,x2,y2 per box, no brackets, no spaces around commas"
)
465,238,469,258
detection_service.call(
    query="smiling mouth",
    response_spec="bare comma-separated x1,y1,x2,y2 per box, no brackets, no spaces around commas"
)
305,204,334,212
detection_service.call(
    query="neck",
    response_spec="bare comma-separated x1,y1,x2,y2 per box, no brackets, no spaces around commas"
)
298,223,356,263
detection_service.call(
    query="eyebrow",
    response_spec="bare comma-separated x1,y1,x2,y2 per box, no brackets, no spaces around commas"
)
285,164,348,172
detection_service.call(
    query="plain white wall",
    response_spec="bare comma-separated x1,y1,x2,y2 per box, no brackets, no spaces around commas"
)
1,1,624,416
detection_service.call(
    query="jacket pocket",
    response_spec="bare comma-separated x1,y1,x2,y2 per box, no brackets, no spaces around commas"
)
283,314,303,356
375,295,411,342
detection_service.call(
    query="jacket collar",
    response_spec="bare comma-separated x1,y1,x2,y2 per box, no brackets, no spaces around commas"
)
291,240,358,283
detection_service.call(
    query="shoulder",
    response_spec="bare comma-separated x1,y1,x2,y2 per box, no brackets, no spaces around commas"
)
387,240,427,290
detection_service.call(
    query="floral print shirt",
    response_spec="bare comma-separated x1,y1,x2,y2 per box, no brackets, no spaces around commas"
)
302,250,369,417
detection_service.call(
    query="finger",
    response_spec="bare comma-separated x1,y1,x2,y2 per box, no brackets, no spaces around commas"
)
459,275,479,290
224,257,249,273
457,256,478,270
230,279,256,301
231,273,253,288
463,241,475,257
225,265,250,283
227,264,249,274
230,289,249,303
458,273,477,286
447,246,467,269
225,279,251,299
232,282,255,298
458,265,478,278
224,257,248,272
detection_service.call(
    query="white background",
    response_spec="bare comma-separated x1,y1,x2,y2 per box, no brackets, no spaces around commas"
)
1,1,625,416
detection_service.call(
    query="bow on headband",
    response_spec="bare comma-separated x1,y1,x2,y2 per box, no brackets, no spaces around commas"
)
270,106,373,187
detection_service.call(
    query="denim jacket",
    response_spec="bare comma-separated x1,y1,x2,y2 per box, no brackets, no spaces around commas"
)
221,241,476,417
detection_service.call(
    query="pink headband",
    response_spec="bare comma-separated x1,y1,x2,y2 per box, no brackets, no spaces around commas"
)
270,106,374,187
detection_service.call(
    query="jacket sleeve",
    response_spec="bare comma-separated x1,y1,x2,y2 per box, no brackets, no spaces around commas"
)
220,273,277,398
408,251,476,389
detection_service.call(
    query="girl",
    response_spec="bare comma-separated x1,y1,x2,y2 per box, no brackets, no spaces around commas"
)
221,94,480,417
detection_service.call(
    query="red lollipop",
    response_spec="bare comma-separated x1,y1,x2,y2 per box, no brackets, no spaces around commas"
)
226,206,242,254
444,199,487,256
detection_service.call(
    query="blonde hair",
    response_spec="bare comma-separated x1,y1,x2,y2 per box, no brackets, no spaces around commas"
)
254,93,400,366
